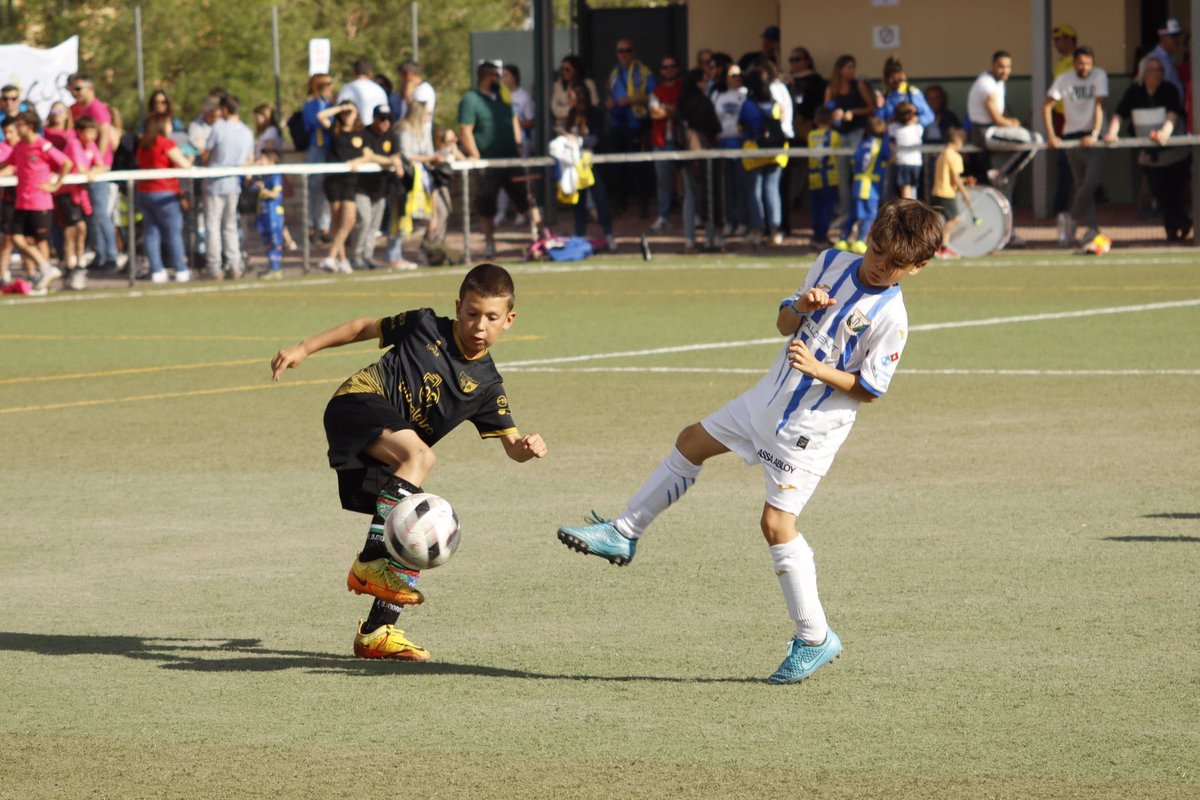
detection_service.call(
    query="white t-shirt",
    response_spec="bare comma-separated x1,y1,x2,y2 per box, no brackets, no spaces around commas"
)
1047,68,1109,135
967,71,1005,125
509,86,535,156
737,249,909,477
888,121,924,166
338,78,389,125
770,80,795,139
711,87,747,141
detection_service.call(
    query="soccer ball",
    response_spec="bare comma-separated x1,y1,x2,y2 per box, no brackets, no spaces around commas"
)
383,493,461,571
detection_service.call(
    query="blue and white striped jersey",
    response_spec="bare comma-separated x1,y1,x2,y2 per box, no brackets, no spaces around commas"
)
746,248,909,476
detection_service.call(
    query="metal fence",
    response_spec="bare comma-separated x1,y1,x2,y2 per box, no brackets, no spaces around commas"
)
5,133,1196,286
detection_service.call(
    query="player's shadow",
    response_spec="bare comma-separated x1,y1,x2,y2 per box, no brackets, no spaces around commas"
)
0,631,763,684
1104,512,1200,542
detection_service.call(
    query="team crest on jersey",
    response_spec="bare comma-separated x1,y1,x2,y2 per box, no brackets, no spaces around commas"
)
458,371,479,393
846,309,870,334
496,394,509,415
426,340,442,358
351,136,363,148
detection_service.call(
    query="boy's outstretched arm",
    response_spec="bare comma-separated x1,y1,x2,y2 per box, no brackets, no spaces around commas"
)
271,316,380,381
500,431,548,462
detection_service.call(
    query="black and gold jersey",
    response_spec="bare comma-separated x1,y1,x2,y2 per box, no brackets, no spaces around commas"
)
333,307,516,446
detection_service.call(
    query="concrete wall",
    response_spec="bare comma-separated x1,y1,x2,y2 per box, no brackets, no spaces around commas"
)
688,0,1135,80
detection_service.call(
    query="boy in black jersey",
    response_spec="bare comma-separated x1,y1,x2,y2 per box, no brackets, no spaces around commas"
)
271,263,547,660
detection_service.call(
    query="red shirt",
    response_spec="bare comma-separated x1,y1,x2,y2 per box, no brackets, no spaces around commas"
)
136,136,181,194
2,136,69,211
650,79,682,148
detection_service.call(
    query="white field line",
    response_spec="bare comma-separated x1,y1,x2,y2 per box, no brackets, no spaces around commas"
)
508,366,1200,377
502,298,1200,369
4,253,1199,306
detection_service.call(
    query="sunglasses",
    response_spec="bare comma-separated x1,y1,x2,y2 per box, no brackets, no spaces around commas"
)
69,86,84,93
2,95,18,101
729,71,743,78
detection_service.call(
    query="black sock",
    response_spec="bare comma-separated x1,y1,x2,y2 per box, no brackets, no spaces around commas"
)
358,476,422,562
365,599,403,630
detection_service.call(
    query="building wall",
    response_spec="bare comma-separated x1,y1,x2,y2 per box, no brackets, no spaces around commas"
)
688,0,1134,80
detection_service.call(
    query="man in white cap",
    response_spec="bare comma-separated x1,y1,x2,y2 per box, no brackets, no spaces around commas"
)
1140,20,1185,98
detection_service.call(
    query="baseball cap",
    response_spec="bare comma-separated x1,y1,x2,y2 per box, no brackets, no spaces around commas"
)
1158,18,1183,36
1051,23,1077,39
373,105,392,122
762,25,781,42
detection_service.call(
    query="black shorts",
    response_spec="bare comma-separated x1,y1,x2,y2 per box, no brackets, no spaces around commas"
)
54,194,86,227
0,191,14,236
930,195,962,219
324,392,414,514
11,209,52,241
476,168,532,219
324,174,358,204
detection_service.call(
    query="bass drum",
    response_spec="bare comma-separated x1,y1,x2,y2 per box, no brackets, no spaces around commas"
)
947,186,1013,257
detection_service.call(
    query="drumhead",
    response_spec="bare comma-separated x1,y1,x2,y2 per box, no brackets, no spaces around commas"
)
947,186,1012,257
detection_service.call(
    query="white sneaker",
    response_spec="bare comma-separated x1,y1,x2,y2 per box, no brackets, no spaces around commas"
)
68,269,88,290
320,257,338,272
771,232,784,246
649,216,669,232
82,251,96,267
116,253,129,269
733,224,748,237
174,270,191,284
492,212,506,227
33,264,62,291
150,271,169,284
337,259,354,274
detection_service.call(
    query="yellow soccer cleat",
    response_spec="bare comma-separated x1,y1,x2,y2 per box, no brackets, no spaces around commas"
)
833,239,850,251
347,555,424,606
353,621,431,661
849,240,868,255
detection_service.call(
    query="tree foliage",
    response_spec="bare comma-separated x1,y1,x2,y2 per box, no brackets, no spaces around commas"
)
3,0,571,134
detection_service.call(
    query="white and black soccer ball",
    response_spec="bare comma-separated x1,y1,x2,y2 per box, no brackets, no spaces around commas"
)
383,493,461,571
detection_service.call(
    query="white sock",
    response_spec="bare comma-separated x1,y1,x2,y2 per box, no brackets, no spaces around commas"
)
613,447,702,539
770,534,828,644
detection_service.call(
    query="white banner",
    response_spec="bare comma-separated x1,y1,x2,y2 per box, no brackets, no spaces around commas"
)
0,36,79,118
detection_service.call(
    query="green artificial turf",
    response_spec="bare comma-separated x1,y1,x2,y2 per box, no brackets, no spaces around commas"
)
1,251,1197,798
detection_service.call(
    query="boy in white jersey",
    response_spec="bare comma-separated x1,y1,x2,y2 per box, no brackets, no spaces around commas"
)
557,198,942,684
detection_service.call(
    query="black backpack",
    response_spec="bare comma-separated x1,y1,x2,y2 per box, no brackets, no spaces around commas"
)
285,110,309,152
756,102,787,149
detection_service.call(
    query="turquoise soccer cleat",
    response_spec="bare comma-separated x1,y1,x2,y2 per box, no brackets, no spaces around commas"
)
768,629,843,684
557,512,637,566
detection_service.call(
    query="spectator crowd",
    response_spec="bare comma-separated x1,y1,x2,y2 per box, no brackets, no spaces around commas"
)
0,20,1194,294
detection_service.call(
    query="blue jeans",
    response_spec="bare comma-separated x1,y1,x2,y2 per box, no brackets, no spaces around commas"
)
574,177,613,237
747,164,782,231
652,144,675,219
137,191,187,275
88,181,118,263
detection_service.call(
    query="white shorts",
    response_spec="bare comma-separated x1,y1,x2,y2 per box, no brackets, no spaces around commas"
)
700,392,821,516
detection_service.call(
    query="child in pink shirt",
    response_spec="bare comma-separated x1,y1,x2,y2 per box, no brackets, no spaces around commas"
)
56,116,106,289
0,110,73,292
0,118,17,284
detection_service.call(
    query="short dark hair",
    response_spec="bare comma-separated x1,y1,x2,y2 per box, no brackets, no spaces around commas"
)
220,95,240,116
1,84,18,96
1073,45,1095,60
865,116,887,137
504,64,521,84
869,199,944,267
75,115,98,132
353,57,373,76
477,61,499,83
16,109,41,128
460,263,516,308
992,50,1011,63
0,116,16,130
946,126,967,145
